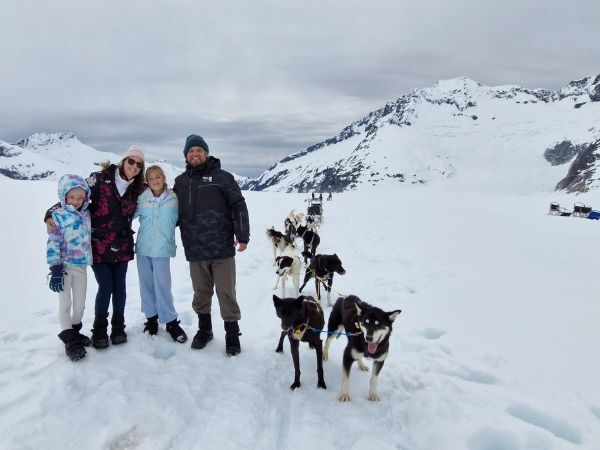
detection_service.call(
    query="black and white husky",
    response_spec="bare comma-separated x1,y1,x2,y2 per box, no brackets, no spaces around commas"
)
266,227,294,266
273,245,302,298
299,254,346,306
295,224,320,265
323,295,401,402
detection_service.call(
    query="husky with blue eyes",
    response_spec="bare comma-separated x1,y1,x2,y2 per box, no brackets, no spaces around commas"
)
323,295,401,402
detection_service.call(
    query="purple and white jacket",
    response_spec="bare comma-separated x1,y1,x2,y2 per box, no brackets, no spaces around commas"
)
46,174,92,267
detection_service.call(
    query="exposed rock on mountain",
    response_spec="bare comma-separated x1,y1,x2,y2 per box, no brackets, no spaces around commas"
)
555,139,600,193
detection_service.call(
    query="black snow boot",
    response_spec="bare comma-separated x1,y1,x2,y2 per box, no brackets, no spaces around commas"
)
143,315,159,336
91,314,110,349
224,321,242,356
166,319,188,343
191,313,213,349
72,322,92,347
110,313,128,345
58,329,86,362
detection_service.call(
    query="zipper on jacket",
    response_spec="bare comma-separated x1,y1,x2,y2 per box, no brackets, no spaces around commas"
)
188,174,194,217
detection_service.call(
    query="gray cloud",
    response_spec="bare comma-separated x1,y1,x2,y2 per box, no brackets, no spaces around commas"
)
1,0,599,176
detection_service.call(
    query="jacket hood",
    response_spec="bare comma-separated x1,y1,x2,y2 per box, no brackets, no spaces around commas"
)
58,174,91,210
185,155,221,174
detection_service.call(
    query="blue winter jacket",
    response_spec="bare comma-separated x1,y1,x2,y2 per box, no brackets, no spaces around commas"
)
47,174,92,267
134,187,178,258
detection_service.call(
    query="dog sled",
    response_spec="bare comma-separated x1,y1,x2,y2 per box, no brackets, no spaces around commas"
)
307,204,322,216
307,198,323,217
572,202,592,218
549,202,600,220
307,200,323,229
548,202,572,217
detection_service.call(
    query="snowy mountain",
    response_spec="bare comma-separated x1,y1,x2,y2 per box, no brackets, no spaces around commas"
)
0,132,182,182
0,132,247,186
245,75,600,194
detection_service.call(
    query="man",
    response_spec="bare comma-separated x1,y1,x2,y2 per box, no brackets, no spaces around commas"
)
174,134,250,356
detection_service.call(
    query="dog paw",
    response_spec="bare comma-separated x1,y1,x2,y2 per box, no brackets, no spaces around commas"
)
322,353,328,361
357,361,369,372
275,347,283,353
317,381,327,389
368,393,380,401
290,381,301,390
339,394,351,402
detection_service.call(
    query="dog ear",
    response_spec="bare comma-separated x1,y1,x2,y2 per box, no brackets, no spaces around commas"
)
388,310,402,322
355,303,363,316
273,295,282,306
294,295,305,307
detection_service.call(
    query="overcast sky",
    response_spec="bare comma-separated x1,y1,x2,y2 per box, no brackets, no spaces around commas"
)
1,0,599,176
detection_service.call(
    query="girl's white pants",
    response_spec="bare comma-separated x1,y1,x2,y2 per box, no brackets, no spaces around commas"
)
58,265,87,331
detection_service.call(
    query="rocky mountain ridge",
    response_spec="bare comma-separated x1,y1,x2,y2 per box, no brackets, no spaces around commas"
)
0,133,247,186
244,75,600,193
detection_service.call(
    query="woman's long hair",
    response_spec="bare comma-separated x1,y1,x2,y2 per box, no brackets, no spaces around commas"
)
99,159,146,195
118,159,146,195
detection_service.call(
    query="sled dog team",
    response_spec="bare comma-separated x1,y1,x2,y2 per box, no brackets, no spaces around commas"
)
268,203,401,401
46,135,249,362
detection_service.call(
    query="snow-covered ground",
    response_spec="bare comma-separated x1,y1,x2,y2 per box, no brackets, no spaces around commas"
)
1,177,600,449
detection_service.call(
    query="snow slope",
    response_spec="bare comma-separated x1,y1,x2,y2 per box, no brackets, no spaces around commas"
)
1,178,599,449
248,76,600,193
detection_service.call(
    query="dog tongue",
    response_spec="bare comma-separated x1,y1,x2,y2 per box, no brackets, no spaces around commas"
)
368,342,378,354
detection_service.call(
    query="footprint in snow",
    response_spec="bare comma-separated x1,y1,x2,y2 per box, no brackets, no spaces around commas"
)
467,427,520,450
506,403,582,445
441,366,497,385
152,342,177,361
420,327,446,340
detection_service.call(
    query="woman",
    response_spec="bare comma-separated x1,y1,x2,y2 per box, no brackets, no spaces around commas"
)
46,146,145,349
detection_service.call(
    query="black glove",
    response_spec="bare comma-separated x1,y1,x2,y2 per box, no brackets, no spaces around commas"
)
49,265,65,292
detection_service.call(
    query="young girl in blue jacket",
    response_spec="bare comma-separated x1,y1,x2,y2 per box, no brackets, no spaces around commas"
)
135,165,187,343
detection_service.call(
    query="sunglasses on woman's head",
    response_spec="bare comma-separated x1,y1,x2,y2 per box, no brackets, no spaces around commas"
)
126,158,144,169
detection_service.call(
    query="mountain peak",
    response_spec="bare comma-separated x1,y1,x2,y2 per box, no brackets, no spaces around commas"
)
427,77,482,95
15,132,79,149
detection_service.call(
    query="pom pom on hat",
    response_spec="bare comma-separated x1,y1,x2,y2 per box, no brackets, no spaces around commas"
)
183,134,209,157
122,145,145,162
